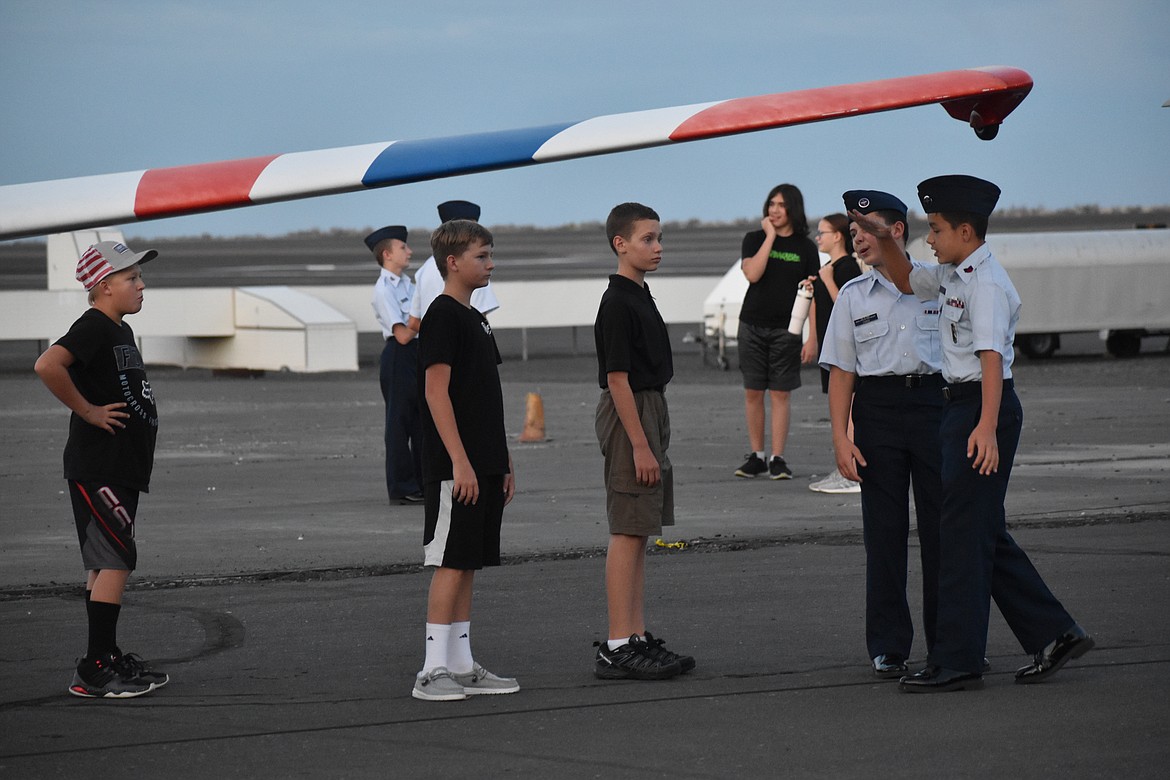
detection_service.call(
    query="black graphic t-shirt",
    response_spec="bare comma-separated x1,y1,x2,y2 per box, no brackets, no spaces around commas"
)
418,295,509,483
739,230,821,329
55,308,158,491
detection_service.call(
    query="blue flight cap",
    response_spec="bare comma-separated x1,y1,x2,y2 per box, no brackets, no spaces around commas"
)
364,225,408,251
437,200,480,223
917,175,1001,216
842,190,908,217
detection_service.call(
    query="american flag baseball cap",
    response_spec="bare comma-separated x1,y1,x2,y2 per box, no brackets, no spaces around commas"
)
76,241,158,290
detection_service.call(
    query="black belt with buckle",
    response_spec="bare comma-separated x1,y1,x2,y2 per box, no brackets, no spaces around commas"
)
943,378,1013,402
859,374,943,390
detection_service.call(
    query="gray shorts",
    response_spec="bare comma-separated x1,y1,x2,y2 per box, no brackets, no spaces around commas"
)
737,322,803,392
595,389,674,536
69,480,138,572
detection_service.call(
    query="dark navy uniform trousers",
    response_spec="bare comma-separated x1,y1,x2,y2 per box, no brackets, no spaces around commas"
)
930,382,1074,673
379,338,422,501
853,375,944,662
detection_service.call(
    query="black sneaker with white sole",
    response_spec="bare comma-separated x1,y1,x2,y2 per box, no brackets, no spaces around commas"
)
594,635,682,680
69,654,153,699
768,456,793,480
735,453,768,478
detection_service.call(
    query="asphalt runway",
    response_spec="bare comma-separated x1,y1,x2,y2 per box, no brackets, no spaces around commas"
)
1,347,1168,777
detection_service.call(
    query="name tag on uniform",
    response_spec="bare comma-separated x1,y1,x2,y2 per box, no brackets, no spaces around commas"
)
853,313,878,326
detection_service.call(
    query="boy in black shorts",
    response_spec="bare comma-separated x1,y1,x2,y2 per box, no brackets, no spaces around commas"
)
592,202,694,681
34,241,170,698
412,219,519,701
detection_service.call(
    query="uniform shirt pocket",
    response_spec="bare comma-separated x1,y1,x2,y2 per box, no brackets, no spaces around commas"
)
915,314,940,332
854,319,889,343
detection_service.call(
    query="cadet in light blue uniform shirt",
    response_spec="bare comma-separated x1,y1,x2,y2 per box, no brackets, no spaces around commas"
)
369,225,424,505
819,190,943,681
909,241,1019,383
860,175,1095,694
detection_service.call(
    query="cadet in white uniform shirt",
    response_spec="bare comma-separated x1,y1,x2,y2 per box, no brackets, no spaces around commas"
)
819,190,943,681
369,225,423,505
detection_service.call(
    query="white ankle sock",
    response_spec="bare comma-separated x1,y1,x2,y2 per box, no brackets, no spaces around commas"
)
607,636,633,651
422,623,450,674
755,451,765,461
448,620,473,674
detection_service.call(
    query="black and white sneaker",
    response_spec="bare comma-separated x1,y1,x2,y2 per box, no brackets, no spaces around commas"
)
594,635,682,680
735,453,768,478
642,631,696,673
69,654,153,699
114,651,169,691
768,456,793,480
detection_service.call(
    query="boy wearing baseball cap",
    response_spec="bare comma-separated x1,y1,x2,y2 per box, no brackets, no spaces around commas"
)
34,241,169,698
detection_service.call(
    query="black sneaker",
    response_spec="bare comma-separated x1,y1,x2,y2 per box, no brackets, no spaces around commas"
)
69,654,153,699
642,631,696,673
594,635,682,680
768,456,793,480
735,453,767,478
113,651,170,691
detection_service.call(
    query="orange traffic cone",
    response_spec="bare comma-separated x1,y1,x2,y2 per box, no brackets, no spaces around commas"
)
518,392,546,442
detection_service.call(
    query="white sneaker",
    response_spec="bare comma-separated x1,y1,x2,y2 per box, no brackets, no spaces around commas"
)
452,662,519,695
412,667,468,701
809,469,861,494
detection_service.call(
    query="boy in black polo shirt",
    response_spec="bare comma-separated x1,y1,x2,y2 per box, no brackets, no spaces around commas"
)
592,202,694,680
412,219,518,701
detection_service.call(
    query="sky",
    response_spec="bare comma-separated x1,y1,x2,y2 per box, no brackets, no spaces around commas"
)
1,0,1167,240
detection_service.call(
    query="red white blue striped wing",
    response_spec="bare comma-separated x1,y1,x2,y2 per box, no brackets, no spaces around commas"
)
0,66,1031,241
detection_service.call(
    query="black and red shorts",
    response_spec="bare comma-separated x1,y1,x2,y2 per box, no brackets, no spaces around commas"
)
69,480,138,571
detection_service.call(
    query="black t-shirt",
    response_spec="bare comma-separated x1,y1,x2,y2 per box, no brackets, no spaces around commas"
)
813,254,863,353
418,295,509,482
738,230,821,329
55,308,158,491
594,274,674,392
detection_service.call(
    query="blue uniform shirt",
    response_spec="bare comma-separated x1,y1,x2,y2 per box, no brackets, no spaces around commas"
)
819,260,943,378
372,267,415,341
909,243,1020,383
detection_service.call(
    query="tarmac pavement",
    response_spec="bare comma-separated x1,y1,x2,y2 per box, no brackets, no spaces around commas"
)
1,345,1168,777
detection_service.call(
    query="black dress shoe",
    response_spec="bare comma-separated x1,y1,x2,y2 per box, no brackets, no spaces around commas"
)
872,654,908,679
1015,624,1094,684
898,665,983,693
396,492,425,505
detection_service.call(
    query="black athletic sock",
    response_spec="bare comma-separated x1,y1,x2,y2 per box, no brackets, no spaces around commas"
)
86,600,121,660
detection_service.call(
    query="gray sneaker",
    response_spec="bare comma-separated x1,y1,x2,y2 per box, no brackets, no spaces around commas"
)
452,662,519,695
412,667,468,701
809,469,861,494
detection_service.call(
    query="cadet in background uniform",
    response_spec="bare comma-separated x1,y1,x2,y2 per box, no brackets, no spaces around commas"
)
819,191,943,679
369,225,423,505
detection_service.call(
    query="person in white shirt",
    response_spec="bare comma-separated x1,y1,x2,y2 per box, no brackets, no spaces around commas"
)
407,200,499,332
369,225,423,505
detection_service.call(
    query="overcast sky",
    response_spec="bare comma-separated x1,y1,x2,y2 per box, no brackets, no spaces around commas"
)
1,0,1167,239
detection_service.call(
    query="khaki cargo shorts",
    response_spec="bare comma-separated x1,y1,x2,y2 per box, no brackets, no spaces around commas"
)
595,388,674,536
